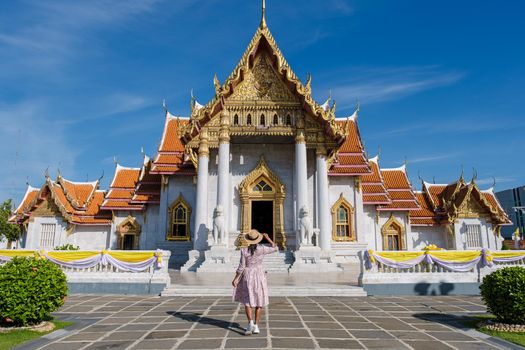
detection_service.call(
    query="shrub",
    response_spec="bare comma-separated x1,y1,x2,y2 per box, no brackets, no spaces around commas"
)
0,257,68,326
54,243,80,251
480,266,525,324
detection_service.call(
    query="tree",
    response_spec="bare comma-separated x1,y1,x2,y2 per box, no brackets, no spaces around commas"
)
0,200,21,248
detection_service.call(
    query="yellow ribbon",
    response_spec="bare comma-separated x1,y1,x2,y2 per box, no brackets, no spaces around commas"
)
428,250,481,262
376,251,426,262
492,251,525,259
0,250,36,258
47,251,100,262
367,249,376,263
108,251,154,263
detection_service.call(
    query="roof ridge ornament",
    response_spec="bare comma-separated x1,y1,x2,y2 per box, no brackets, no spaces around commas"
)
260,0,267,29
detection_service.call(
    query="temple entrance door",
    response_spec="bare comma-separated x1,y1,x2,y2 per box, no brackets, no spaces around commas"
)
122,235,135,250
251,200,274,242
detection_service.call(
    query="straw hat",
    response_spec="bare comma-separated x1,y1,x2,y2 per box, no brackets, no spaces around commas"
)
244,229,263,245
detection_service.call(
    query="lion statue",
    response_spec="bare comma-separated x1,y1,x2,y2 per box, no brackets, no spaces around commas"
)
299,205,313,246
212,205,226,245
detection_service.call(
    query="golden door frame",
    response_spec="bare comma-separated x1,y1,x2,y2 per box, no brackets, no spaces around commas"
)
238,156,286,249
381,214,405,251
117,215,142,250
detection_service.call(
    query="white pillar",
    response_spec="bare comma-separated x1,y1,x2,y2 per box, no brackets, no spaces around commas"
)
316,146,331,251
295,128,308,248
216,112,230,246
193,130,209,251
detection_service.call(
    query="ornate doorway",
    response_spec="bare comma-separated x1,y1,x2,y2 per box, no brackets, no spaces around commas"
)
117,215,141,250
381,215,405,251
239,157,285,249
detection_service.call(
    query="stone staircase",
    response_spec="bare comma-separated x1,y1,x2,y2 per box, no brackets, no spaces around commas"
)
161,284,367,297
227,250,295,273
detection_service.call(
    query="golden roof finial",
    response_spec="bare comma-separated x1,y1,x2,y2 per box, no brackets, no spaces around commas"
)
260,0,267,29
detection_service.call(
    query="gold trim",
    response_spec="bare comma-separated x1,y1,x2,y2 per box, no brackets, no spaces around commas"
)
381,214,405,250
331,193,356,242
167,193,192,241
238,156,286,249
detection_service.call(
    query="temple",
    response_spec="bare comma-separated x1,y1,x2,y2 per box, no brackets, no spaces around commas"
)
7,5,512,272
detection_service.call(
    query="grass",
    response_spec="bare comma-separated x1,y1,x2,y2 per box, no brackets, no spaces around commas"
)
464,315,525,347
0,320,72,350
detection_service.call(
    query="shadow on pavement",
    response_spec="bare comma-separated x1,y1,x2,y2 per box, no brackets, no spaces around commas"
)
166,311,245,335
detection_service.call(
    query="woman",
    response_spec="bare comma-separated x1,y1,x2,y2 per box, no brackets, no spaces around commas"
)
232,229,278,335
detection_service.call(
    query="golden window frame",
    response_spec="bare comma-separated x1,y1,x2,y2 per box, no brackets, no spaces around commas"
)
167,194,192,241
331,193,355,241
381,214,405,250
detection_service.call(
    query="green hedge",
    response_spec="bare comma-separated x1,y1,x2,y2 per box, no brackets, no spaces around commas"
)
0,257,68,326
480,266,525,324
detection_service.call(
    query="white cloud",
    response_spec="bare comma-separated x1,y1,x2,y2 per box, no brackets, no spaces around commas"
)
409,153,461,164
323,66,464,108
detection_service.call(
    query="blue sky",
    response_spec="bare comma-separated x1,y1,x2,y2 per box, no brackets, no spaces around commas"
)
1,0,524,204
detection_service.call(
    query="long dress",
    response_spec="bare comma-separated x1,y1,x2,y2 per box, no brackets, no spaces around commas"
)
233,244,278,307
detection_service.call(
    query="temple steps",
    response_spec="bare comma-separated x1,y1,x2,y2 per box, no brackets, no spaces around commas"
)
161,285,366,297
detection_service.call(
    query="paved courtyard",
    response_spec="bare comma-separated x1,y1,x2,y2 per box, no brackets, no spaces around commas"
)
18,295,521,350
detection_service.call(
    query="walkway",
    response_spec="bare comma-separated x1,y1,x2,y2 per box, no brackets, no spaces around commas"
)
17,295,521,350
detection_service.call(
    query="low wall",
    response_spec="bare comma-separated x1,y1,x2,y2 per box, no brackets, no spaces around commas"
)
0,249,171,295
359,249,525,296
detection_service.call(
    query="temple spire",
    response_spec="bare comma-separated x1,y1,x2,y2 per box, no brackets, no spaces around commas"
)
260,0,267,28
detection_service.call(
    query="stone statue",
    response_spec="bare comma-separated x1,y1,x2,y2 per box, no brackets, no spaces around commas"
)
299,205,313,246
212,205,226,245
513,230,521,250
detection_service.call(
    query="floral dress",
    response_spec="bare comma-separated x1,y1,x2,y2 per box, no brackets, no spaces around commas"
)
233,244,278,307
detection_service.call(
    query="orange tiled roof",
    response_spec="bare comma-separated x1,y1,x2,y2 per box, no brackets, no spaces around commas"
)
411,192,442,226
8,185,40,223
379,165,419,211
101,165,143,211
8,175,112,226
329,118,371,176
132,156,161,205
151,114,195,175
361,157,391,205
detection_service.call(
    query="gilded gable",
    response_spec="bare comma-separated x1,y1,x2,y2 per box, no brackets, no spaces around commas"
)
228,53,298,103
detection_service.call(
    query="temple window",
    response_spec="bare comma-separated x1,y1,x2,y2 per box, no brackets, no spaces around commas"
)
381,215,405,250
331,194,354,241
253,179,273,192
273,113,279,125
260,114,265,126
40,223,56,248
168,195,192,241
117,216,141,250
233,114,239,126
247,114,252,125
285,114,292,126
464,224,482,248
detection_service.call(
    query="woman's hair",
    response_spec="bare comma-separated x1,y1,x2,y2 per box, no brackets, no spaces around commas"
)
248,243,258,256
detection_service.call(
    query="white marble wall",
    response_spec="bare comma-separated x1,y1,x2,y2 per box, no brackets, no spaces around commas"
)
23,216,109,250
410,225,449,250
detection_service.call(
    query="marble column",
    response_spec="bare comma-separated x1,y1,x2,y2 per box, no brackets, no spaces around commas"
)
316,143,331,251
295,125,308,247
193,129,209,251
217,111,230,246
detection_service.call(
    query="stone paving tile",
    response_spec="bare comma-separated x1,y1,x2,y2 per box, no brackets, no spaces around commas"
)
309,329,352,338
177,338,223,349
360,339,409,349
426,331,478,342
144,330,187,339
389,330,435,340
349,330,394,339
40,342,91,350
268,328,310,337
60,332,106,342
85,341,134,350
225,338,268,349
404,340,455,350
270,337,316,349
317,338,364,349
130,339,175,349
